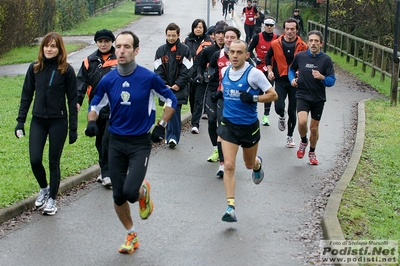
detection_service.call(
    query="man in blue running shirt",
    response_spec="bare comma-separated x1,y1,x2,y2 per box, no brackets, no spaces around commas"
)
217,40,277,222
85,31,178,254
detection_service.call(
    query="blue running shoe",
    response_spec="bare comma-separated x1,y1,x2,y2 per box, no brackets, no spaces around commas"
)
252,156,264,185
222,206,237,222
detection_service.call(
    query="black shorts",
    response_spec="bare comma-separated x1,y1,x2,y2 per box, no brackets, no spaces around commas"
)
217,117,260,148
296,98,325,121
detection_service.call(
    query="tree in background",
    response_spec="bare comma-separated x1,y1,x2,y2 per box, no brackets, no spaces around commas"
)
328,0,394,47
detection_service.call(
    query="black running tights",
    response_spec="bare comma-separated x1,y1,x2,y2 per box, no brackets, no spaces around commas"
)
29,116,67,200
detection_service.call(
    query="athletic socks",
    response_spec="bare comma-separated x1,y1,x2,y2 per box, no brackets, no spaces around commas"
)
227,198,235,208
253,157,261,171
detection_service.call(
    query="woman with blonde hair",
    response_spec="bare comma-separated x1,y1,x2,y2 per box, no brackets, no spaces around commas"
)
15,32,78,216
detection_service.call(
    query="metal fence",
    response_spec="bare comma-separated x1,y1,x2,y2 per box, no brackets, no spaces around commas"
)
308,20,400,83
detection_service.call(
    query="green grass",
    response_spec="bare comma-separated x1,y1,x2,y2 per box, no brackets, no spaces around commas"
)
60,1,138,36
330,51,400,245
0,1,138,66
0,44,86,66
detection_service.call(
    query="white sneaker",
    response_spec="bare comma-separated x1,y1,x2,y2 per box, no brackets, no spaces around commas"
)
286,136,296,148
35,186,49,209
216,163,224,178
102,177,112,187
96,174,103,183
278,110,287,131
168,139,177,148
191,126,199,134
43,198,57,215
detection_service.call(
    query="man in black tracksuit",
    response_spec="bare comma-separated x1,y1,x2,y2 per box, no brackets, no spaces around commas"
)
77,29,117,187
154,22,193,148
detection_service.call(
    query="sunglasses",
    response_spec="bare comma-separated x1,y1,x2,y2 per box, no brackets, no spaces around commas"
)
265,24,274,27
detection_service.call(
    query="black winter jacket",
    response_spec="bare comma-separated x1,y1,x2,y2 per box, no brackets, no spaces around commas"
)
76,47,117,118
154,39,193,104
197,43,224,88
17,58,78,131
183,35,213,79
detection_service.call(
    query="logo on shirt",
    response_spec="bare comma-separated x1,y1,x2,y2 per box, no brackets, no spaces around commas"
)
121,91,131,105
226,89,241,99
305,63,318,69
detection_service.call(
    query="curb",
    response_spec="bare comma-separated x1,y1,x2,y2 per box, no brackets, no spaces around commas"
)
0,113,192,225
0,164,100,224
321,99,367,266
0,164,99,224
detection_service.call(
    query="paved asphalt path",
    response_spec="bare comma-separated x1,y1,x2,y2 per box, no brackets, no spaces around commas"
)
0,0,377,265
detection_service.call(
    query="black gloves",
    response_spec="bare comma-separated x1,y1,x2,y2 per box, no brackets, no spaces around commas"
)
239,91,257,103
193,75,204,84
211,91,223,103
151,124,165,143
85,121,98,137
15,122,25,138
69,131,77,144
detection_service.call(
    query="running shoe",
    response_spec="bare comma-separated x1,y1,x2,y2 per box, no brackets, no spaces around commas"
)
207,149,219,162
252,156,264,185
42,198,57,215
96,174,103,183
118,232,140,254
168,139,177,148
191,126,199,134
286,136,296,148
309,152,319,165
139,180,153,219
216,163,224,178
297,141,308,159
278,111,286,131
222,206,237,222
102,177,112,187
35,186,49,209
262,115,270,126
201,113,208,120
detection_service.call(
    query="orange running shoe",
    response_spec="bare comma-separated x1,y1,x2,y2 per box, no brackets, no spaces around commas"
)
139,180,153,219
118,232,139,254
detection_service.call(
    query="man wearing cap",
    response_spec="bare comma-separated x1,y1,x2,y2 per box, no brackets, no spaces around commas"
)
248,17,279,126
77,29,117,188
292,9,304,36
241,0,259,44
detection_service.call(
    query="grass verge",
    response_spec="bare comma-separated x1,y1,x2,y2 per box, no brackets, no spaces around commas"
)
0,1,137,66
0,44,87,66
330,52,400,245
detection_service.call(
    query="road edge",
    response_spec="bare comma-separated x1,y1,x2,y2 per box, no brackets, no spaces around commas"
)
321,99,368,266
